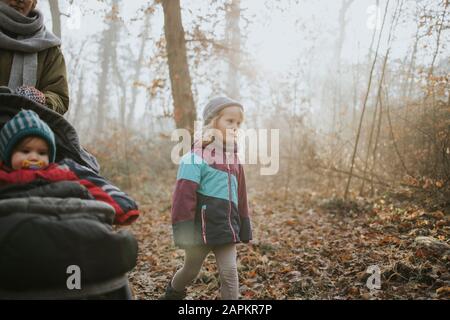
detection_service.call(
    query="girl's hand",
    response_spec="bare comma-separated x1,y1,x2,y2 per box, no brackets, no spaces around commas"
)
15,86,46,105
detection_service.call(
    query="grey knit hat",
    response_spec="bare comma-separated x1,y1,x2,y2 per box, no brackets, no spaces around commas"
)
202,96,244,125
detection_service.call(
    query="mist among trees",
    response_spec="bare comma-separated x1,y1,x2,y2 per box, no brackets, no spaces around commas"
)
41,0,449,300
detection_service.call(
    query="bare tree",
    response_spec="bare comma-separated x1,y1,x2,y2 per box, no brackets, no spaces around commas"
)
72,69,85,126
427,0,448,82
331,0,354,132
360,0,405,195
127,9,152,127
344,0,390,200
225,0,241,100
48,0,62,39
96,0,120,135
161,0,197,134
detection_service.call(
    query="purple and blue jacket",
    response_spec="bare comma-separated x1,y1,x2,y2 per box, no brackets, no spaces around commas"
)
171,143,252,248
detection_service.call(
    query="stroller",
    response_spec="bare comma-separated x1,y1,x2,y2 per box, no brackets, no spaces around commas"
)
0,91,139,300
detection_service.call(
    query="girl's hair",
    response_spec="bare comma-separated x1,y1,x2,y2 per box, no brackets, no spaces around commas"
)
195,107,244,148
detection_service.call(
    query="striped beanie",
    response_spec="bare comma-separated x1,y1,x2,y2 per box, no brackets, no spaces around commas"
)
0,110,56,167
203,96,244,125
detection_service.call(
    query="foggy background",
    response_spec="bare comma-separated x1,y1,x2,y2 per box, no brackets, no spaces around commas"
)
33,0,450,300
40,0,448,136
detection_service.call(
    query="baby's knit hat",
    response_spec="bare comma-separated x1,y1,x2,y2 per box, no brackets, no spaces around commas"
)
0,109,56,167
202,96,244,125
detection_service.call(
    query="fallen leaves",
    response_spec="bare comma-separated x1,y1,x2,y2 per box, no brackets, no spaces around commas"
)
436,286,450,298
378,235,402,246
123,177,449,300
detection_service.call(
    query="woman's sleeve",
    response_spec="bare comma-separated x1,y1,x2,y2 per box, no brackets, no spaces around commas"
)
38,46,70,115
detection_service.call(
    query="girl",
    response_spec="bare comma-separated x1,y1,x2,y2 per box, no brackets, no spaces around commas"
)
162,96,252,300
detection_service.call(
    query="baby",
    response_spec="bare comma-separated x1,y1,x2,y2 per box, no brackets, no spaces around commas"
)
0,110,55,171
0,109,140,225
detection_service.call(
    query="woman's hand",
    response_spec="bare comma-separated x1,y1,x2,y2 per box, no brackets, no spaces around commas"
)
15,86,46,105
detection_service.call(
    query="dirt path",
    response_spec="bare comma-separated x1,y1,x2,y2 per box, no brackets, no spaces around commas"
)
127,187,449,300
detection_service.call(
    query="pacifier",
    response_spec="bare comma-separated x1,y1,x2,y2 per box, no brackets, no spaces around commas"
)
22,160,46,170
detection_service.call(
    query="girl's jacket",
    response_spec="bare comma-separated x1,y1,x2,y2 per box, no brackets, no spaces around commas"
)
171,141,252,248
0,158,139,225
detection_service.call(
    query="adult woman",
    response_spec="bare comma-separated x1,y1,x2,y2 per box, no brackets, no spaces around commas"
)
0,0,69,114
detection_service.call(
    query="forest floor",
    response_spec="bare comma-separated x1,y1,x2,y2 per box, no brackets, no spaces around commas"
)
124,177,450,300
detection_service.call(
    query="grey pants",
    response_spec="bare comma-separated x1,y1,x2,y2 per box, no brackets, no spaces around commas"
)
171,244,239,300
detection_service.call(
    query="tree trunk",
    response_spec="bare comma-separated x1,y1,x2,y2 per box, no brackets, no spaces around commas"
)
48,0,62,39
226,0,241,100
109,9,125,128
429,1,448,176
333,0,354,132
366,0,380,67
127,11,151,127
96,0,120,135
360,0,404,195
161,0,196,134
427,1,448,82
344,0,390,200
72,69,85,128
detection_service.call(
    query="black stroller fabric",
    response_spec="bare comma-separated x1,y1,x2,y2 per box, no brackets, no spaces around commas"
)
0,198,138,291
0,94,138,295
0,180,95,200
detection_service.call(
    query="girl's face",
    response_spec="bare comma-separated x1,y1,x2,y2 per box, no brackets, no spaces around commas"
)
2,0,36,16
215,106,243,143
10,136,49,170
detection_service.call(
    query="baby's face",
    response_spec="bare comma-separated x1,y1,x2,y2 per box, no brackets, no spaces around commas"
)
11,137,49,170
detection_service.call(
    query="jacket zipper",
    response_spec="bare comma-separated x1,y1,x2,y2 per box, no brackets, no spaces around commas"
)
201,205,207,244
227,163,237,242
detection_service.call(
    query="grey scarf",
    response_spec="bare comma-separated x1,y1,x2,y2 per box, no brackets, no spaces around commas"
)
0,2,61,89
